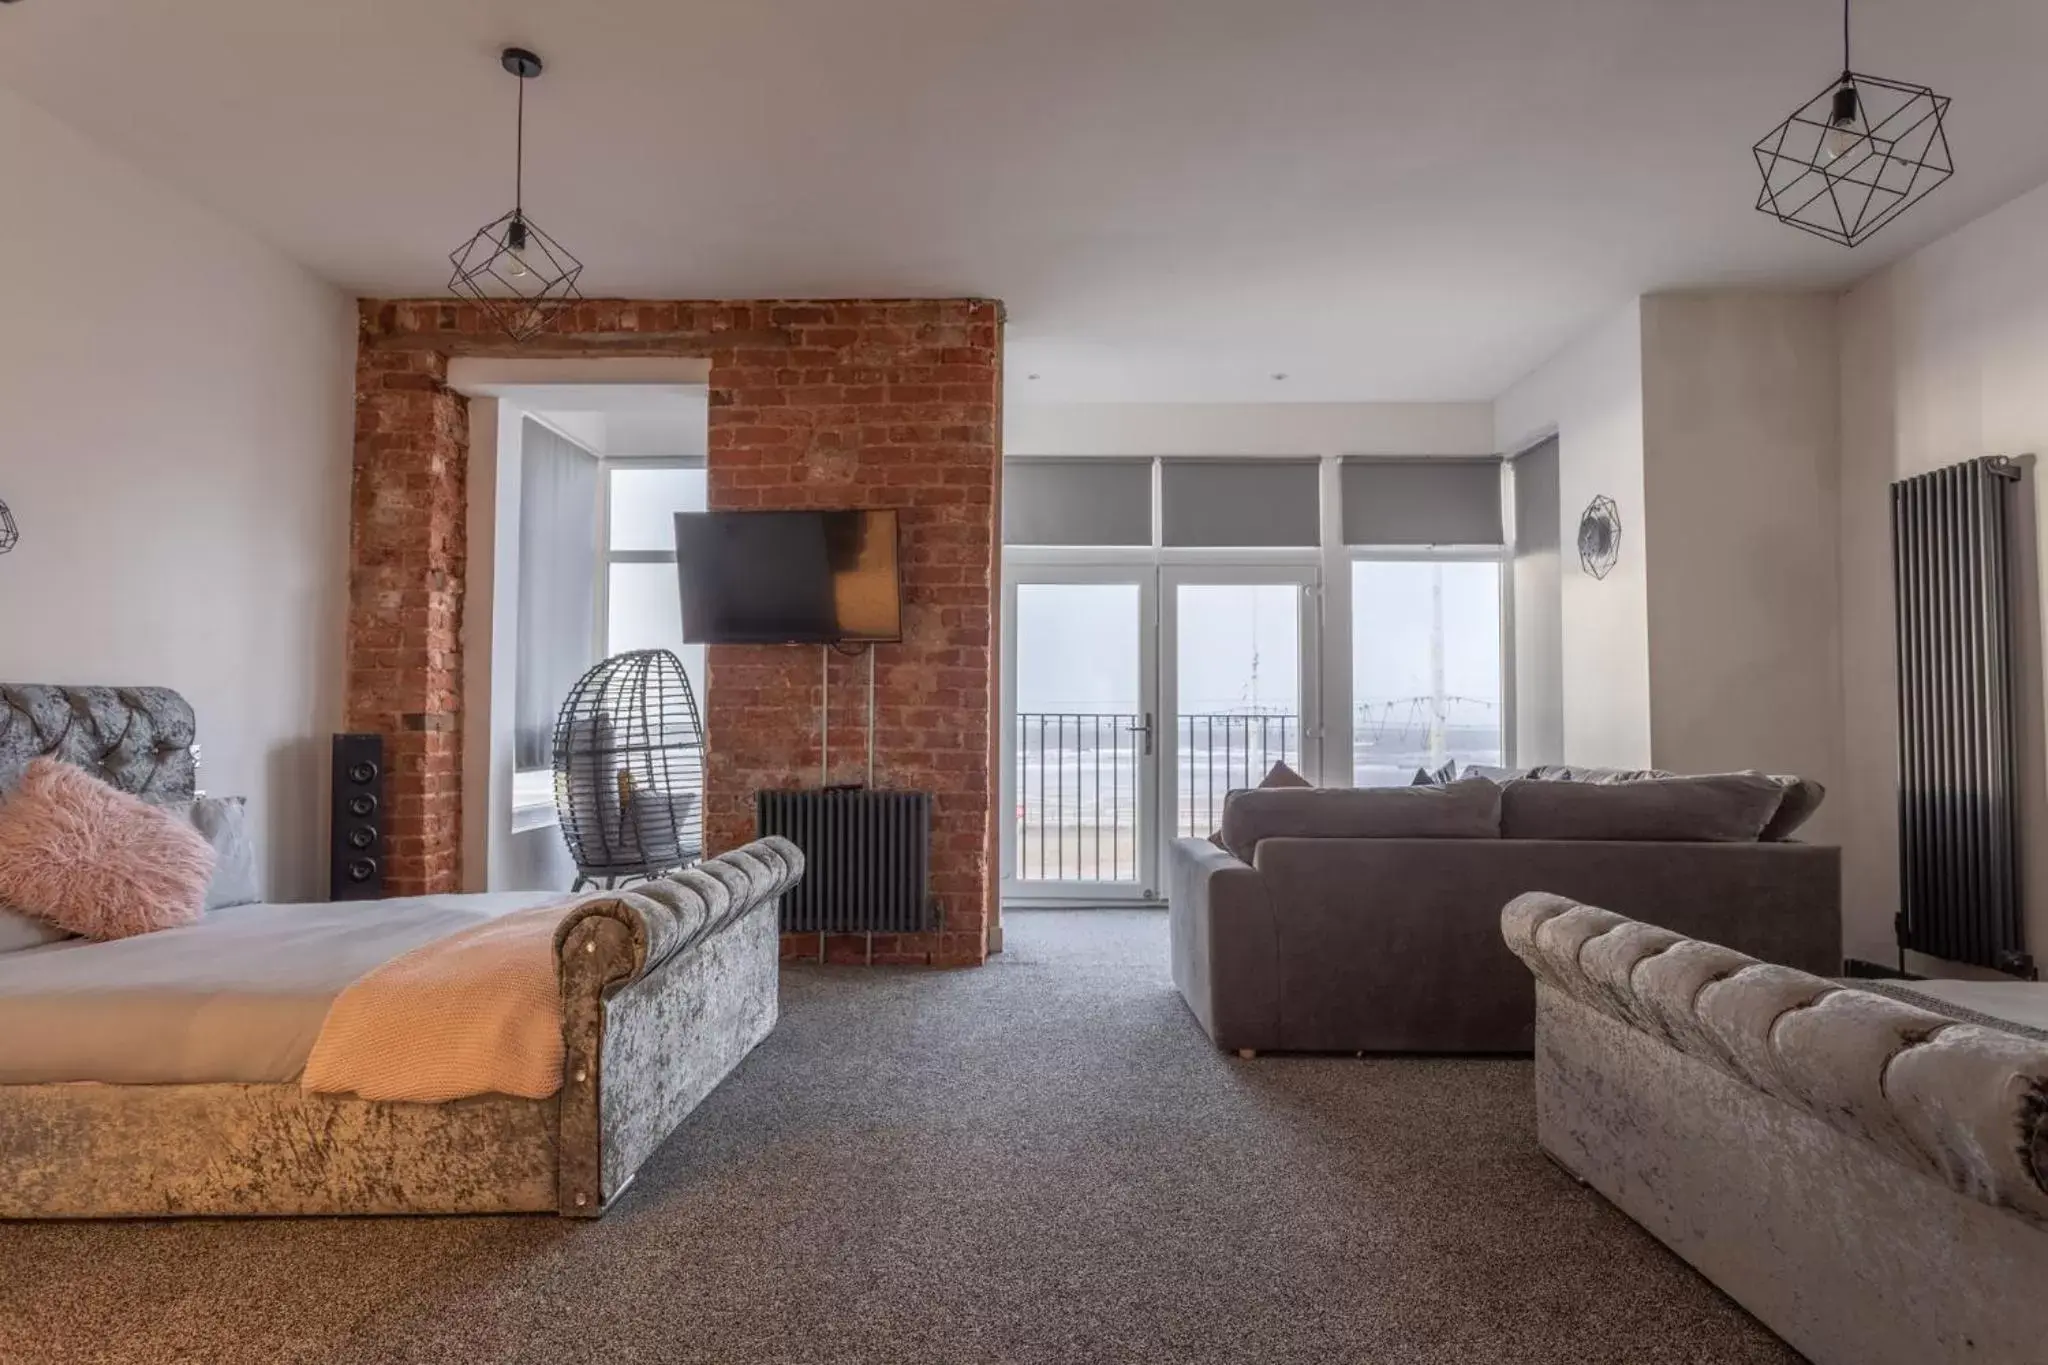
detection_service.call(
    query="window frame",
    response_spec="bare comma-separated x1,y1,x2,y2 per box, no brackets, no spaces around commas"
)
599,455,708,650
1345,544,1515,783
596,454,709,723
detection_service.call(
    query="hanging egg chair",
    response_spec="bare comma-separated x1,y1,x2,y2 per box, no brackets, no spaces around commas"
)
552,649,705,891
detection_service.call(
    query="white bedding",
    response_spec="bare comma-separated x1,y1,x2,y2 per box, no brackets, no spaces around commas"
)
1891,978,2048,1035
0,892,564,1085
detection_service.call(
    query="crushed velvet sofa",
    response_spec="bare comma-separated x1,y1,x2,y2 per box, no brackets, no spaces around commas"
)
0,685,795,1219
1168,776,1840,1053
1505,893,2048,1365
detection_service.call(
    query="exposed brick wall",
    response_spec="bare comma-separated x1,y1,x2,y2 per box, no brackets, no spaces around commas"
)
349,299,1001,965
348,343,467,893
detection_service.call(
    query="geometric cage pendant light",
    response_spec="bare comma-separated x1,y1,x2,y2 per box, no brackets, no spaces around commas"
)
447,47,585,341
1753,0,1953,247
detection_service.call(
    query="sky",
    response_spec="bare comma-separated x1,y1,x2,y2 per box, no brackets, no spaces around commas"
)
1013,565,1500,721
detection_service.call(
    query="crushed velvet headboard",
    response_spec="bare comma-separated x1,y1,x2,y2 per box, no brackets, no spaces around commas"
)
0,686,197,801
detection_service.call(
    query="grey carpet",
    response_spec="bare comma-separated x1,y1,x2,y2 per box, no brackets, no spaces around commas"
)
0,911,1799,1365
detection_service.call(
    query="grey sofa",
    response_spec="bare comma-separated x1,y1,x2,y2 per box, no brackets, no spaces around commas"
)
1505,893,2048,1365
1167,776,1840,1053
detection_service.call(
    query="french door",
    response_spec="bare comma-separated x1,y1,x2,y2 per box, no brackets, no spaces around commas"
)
1001,563,1160,903
1160,563,1321,846
1000,558,1319,905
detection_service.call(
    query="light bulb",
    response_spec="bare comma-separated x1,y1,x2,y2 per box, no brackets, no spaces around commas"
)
503,217,534,280
1818,81,1860,166
1821,122,1860,165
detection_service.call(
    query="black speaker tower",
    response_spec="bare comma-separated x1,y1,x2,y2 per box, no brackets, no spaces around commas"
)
330,733,386,901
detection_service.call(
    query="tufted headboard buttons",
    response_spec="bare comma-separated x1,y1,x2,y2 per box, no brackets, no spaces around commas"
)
0,685,198,802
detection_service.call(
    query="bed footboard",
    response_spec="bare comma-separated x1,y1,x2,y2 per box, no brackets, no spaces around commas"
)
554,837,801,1215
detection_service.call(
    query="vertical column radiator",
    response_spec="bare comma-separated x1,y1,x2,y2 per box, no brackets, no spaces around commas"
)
756,789,933,934
1891,456,2032,976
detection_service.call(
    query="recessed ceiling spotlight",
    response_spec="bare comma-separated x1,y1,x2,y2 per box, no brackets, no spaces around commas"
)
1026,373,1041,381
1271,372,1288,382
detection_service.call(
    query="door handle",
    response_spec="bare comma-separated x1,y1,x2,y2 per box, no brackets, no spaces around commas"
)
1126,712,1154,757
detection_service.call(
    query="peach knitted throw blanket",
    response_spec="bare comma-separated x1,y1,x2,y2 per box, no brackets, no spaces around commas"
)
300,899,574,1102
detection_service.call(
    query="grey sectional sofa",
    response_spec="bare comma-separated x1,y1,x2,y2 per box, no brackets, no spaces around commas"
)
1505,893,2048,1365
1167,775,1840,1053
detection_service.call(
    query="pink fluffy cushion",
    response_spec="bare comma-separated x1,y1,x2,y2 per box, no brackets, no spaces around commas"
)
0,758,215,940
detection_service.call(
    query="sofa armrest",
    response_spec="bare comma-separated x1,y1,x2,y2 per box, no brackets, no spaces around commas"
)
1504,892,2048,1227
1166,837,1280,1049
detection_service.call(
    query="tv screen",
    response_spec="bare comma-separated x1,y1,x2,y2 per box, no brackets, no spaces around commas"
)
673,509,902,645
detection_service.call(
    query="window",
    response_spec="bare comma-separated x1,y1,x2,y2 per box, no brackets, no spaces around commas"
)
603,463,707,712
1351,558,1503,786
514,420,600,782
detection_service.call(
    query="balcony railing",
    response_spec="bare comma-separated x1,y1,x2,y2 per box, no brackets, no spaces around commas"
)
1014,712,1143,882
1174,712,1299,839
1012,711,1299,883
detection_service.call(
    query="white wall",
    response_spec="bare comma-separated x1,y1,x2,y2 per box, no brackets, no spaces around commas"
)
1508,438,1563,765
1494,301,1652,768
0,84,354,900
1640,292,1843,841
1839,178,2048,975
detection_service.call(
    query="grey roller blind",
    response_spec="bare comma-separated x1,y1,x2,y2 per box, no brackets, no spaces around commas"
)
515,420,600,770
1160,458,1320,547
1341,457,1504,547
1004,458,1152,546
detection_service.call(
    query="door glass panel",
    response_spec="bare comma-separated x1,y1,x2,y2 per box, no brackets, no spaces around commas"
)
1174,583,1302,837
1352,560,1503,786
1013,584,1142,883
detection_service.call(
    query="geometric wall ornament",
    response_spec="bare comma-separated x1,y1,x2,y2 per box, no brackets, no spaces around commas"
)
1753,0,1953,247
1577,494,1621,580
0,498,17,555
445,47,584,343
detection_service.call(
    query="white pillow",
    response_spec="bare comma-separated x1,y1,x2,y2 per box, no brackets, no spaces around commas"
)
0,907,72,952
162,796,261,911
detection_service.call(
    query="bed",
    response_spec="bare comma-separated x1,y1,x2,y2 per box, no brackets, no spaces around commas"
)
0,685,799,1219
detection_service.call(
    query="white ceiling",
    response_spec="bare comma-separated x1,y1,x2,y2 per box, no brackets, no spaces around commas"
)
4,0,2045,403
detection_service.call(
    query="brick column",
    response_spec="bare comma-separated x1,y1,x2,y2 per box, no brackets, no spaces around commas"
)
346,334,467,894
702,301,1001,966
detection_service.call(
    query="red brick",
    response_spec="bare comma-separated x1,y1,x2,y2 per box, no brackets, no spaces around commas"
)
347,298,999,957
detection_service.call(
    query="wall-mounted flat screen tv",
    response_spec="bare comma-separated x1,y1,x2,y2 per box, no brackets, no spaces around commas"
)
674,508,902,645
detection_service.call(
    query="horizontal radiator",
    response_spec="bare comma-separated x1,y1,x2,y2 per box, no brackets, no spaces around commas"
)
1891,456,2032,977
756,788,933,934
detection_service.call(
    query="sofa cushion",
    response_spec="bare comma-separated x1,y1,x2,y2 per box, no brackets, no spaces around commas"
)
1410,760,1458,786
1219,778,1501,860
1460,764,1532,783
1259,760,1311,789
1209,759,1312,848
1499,773,1787,842
1759,775,1826,841
1531,764,1672,784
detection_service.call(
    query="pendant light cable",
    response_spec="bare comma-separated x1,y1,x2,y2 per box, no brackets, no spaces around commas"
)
1841,0,1851,76
515,73,524,219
